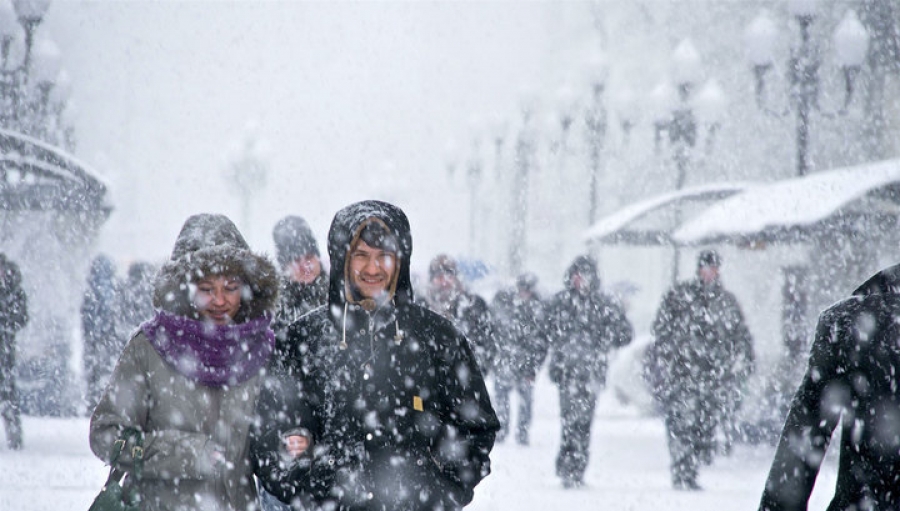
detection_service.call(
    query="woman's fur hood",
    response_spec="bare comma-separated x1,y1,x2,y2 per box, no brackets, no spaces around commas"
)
153,213,279,322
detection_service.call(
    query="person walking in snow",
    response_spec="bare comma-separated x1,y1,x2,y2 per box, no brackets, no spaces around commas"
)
0,253,27,450
545,255,633,488
118,260,156,339
647,249,754,490
260,214,328,511
81,254,121,411
252,200,499,511
490,272,548,445
270,214,328,344
422,254,497,378
89,213,279,510
759,263,900,511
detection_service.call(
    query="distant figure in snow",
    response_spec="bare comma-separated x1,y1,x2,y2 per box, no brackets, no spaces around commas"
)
759,263,900,511
0,253,27,449
544,255,633,488
118,260,156,338
81,254,121,411
490,272,548,445
89,213,279,510
422,254,497,378
646,249,754,490
252,200,499,511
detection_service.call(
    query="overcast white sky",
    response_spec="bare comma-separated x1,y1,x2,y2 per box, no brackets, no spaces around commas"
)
41,1,598,272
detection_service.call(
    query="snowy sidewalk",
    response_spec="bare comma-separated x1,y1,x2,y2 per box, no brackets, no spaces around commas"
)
0,379,838,511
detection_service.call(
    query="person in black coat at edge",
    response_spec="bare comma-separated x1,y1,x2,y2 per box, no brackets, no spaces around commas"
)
759,263,900,511
252,200,499,511
545,255,633,488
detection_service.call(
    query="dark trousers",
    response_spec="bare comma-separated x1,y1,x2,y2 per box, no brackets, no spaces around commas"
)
663,393,717,485
555,380,597,484
493,377,534,443
0,342,21,449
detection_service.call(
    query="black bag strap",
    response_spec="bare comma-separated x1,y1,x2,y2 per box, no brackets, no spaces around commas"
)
107,428,144,502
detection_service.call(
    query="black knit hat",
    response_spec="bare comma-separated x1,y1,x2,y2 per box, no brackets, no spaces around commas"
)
697,249,722,268
273,215,320,267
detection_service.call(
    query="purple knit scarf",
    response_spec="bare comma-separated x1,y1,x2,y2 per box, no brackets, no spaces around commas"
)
142,310,274,386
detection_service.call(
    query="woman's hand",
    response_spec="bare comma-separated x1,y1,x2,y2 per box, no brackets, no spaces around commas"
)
283,434,310,458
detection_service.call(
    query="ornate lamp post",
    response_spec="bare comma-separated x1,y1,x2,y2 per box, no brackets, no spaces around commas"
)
0,0,70,148
744,5,869,176
224,125,269,234
651,39,724,282
509,97,536,277
584,53,608,225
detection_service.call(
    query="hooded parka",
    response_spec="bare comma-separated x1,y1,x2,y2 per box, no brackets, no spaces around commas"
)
253,200,499,511
760,264,900,511
89,214,279,511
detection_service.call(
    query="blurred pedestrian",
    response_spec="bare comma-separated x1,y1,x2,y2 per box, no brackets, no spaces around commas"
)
423,254,496,377
647,249,754,490
262,214,328,511
81,254,121,411
271,215,328,343
491,272,548,445
545,256,633,488
758,263,900,511
89,213,279,510
252,200,499,511
118,261,156,338
0,253,27,449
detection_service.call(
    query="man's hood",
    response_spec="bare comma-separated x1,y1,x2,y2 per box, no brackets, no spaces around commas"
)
327,200,414,310
852,263,900,297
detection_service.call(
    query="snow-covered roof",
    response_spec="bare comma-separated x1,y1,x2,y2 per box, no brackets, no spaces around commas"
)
673,158,900,245
582,182,749,245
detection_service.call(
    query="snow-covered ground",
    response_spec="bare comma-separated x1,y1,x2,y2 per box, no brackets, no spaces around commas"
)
0,372,839,511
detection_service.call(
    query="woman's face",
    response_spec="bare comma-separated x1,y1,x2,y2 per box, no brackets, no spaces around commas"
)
193,275,243,325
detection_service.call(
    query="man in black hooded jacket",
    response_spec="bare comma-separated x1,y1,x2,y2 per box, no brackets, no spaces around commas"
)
253,200,499,511
544,255,633,488
759,263,900,511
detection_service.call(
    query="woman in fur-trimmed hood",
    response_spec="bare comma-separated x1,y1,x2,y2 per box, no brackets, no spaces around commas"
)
90,213,278,511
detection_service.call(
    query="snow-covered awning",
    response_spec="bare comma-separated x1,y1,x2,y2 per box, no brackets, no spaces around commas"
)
0,128,111,213
673,159,900,245
583,183,750,246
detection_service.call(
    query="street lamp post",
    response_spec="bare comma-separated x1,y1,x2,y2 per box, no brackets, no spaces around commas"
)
509,101,535,277
652,39,723,282
744,5,869,177
0,0,70,148
584,58,608,225
224,126,269,234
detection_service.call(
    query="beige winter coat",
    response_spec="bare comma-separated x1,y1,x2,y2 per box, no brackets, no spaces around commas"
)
90,331,264,511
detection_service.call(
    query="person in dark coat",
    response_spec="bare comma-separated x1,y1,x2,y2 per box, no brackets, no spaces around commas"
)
263,215,328,511
491,272,548,445
252,200,499,511
544,255,633,488
118,261,156,339
647,249,754,490
271,215,328,343
81,254,121,411
759,263,900,511
422,254,496,377
0,253,27,449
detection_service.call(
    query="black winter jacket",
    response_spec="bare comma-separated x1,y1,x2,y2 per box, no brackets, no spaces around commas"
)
253,201,499,511
544,259,633,388
759,264,900,511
